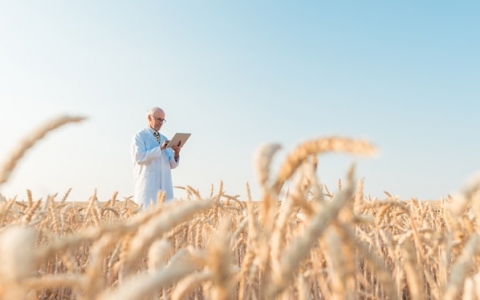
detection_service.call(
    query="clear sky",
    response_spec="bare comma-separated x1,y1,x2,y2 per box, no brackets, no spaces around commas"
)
1,1,479,202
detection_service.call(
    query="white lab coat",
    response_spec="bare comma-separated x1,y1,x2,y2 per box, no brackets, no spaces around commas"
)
131,127,179,208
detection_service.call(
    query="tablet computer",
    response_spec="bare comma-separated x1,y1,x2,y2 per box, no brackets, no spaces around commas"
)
166,133,191,148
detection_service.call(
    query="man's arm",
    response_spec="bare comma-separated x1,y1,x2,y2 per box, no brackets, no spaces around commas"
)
131,133,161,164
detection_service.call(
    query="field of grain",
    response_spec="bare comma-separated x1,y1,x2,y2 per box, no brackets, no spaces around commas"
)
1,116,480,300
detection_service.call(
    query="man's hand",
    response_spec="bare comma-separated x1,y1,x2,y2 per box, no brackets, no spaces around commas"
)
161,140,170,150
172,145,181,159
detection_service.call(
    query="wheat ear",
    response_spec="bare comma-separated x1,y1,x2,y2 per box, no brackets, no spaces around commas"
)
123,200,214,273
444,233,480,300
400,238,425,300
60,188,73,203
171,270,213,300
0,115,86,186
255,144,282,231
26,189,33,209
268,165,356,297
0,226,37,299
206,218,234,300
100,260,197,300
273,136,376,193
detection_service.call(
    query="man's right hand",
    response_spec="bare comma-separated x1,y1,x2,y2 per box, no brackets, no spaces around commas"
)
161,140,170,150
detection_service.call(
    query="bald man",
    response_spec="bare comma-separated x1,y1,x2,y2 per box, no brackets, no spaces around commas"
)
131,107,181,208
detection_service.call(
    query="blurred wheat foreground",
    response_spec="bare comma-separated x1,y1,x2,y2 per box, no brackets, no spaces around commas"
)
1,116,480,300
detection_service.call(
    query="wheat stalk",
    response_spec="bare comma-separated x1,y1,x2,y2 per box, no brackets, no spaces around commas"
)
0,115,86,186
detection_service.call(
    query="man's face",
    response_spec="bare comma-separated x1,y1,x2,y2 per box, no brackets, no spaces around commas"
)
148,110,166,131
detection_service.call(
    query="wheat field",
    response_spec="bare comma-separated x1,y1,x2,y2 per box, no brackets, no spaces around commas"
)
1,116,479,300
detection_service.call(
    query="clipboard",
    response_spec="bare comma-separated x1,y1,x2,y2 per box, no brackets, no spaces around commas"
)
166,133,191,148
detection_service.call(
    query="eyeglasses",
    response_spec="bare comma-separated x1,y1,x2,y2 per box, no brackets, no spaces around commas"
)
151,116,166,123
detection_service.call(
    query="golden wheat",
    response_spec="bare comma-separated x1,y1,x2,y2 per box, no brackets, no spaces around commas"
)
1,115,480,299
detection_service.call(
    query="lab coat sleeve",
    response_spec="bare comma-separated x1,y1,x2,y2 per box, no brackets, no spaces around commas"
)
169,155,179,169
132,133,161,164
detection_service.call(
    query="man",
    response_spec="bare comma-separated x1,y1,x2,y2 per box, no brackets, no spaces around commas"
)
131,107,181,208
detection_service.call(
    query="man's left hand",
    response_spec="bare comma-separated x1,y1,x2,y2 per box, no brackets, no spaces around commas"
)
172,145,181,158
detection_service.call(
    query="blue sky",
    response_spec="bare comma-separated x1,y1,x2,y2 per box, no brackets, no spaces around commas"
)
0,1,479,201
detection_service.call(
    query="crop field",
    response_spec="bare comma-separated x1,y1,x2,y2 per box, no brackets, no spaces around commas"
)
1,116,480,300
